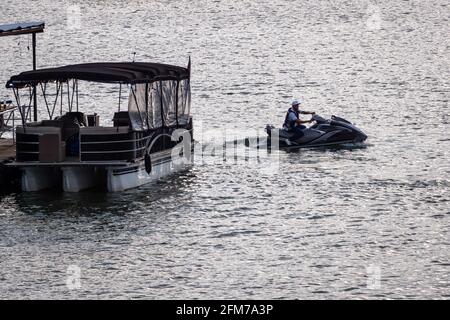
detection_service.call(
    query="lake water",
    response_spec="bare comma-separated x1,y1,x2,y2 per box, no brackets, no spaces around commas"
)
0,0,449,299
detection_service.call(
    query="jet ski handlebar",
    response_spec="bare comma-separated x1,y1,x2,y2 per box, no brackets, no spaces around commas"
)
311,114,328,123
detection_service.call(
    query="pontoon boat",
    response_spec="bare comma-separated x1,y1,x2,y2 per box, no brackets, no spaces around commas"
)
5,61,193,192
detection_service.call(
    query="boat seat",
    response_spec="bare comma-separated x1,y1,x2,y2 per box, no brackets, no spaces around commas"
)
113,112,131,127
57,112,87,127
16,125,62,136
80,126,130,135
26,121,43,127
41,119,64,128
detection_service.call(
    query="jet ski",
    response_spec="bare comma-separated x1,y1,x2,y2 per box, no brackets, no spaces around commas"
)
265,114,367,148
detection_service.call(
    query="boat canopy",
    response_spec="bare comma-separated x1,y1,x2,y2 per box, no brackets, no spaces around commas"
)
6,61,191,131
0,22,45,37
1,22,46,122
6,62,190,88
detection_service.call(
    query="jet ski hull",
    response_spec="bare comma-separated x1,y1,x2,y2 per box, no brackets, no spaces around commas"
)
266,115,367,148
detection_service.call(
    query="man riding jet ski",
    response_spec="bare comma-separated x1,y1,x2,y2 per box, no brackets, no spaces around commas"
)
266,98,368,148
282,99,316,140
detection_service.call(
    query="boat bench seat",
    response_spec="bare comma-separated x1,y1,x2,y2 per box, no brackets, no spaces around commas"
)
80,126,130,135
15,126,63,162
16,126,62,136
79,126,136,162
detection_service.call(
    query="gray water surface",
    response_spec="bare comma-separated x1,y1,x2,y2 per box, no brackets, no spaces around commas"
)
0,0,449,299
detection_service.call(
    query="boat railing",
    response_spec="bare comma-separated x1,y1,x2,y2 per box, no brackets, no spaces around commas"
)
14,123,150,163
80,126,148,162
13,114,192,164
0,103,32,143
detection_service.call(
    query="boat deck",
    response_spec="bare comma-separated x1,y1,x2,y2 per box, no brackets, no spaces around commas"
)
7,159,131,167
0,138,15,162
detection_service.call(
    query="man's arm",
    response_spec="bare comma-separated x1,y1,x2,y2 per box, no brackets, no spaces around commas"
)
295,119,314,125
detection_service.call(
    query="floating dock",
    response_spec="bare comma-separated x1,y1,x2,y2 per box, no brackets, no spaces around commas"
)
0,138,15,159
0,138,20,192
0,21,46,193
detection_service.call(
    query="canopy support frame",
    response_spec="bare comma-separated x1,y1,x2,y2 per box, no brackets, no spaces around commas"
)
145,83,150,129
159,81,164,127
32,32,37,122
175,80,179,127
